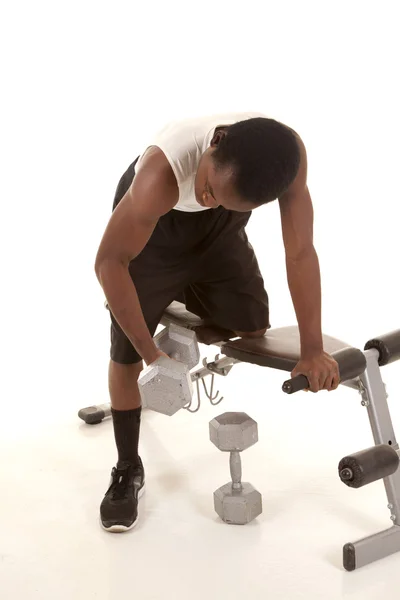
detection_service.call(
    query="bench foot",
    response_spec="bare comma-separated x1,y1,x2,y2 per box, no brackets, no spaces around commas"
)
78,403,111,425
344,525,400,571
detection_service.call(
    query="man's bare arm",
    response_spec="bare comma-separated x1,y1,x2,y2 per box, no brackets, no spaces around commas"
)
278,135,323,357
95,147,179,364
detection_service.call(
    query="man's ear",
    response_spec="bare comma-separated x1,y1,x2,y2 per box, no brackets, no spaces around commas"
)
210,128,227,147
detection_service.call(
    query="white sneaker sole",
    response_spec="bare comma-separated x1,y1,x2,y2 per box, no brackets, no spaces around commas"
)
101,484,145,533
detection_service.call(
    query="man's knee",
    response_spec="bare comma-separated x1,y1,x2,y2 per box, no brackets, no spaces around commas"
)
236,327,268,339
109,359,143,381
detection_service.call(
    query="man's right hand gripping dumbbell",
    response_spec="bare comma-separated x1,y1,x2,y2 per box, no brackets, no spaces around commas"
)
138,323,200,416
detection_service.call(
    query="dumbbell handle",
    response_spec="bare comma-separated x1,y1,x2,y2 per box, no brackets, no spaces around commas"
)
230,451,242,491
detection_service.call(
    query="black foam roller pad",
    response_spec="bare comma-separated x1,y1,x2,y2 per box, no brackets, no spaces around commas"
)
338,444,399,488
364,330,400,366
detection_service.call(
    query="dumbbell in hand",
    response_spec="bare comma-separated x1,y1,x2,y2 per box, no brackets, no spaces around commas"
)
209,412,263,525
138,323,200,416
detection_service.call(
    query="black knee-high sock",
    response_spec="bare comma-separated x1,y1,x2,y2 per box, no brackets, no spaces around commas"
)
111,407,142,467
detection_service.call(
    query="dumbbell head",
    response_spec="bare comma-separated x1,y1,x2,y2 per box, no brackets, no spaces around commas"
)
214,482,262,525
154,323,200,369
138,356,193,416
209,412,258,452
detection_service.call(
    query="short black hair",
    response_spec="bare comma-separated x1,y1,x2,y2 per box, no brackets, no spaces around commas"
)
212,118,301,206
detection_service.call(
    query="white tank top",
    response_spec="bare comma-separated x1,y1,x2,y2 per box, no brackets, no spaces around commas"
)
135,111,267,212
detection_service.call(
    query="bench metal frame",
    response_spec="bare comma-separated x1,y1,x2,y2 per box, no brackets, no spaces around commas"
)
341,348,400,571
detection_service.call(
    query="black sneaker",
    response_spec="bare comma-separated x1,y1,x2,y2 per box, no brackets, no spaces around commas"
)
100,458,145,532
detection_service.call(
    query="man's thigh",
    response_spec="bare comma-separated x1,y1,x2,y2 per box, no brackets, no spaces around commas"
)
183,230,271,334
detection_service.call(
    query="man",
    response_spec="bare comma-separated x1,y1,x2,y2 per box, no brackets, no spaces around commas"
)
95,111,340,532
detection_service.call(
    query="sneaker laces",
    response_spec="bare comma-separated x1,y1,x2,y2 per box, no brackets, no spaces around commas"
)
107,461,143,501
108,466,132,501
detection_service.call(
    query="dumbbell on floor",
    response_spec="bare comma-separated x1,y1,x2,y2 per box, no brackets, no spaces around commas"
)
138,323,200,416
209,412,262,525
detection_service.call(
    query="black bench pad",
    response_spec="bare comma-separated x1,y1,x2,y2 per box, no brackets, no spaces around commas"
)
161,302,354,372
160,302,237,345
222,327,351,372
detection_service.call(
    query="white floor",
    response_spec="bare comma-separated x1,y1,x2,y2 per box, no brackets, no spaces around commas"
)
2,349,400,600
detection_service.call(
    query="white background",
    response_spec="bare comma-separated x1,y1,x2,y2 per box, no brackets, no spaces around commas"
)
1,1,399,598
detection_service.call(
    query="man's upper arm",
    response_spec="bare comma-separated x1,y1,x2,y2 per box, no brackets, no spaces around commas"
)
278,134,314,260
95,148,179,269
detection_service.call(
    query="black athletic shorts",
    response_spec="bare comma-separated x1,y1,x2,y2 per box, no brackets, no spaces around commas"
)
109,157,270,364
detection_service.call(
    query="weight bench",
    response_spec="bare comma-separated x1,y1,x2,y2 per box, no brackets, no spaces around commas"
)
78,301,400,571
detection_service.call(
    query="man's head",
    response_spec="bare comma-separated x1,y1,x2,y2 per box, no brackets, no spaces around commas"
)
195,118,301,211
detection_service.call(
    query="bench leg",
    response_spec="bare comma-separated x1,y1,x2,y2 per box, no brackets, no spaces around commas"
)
78,403,112,424
344,526,400,571
343,349,400,570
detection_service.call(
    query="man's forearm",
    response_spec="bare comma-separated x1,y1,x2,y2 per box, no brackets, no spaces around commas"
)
285,246,323,357
95,260,159,364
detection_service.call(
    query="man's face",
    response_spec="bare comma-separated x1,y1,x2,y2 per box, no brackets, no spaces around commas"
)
194,149,257,212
